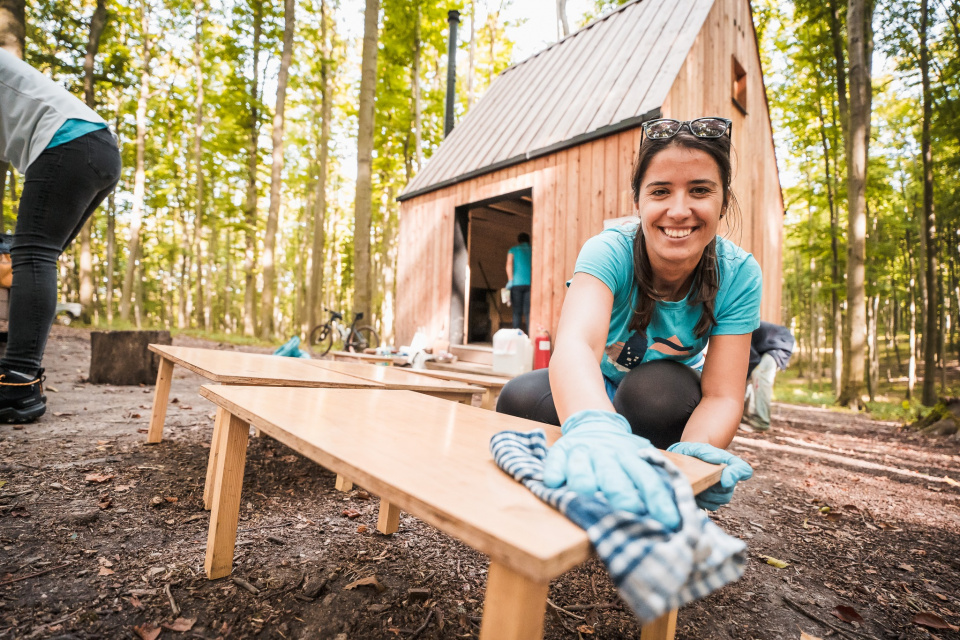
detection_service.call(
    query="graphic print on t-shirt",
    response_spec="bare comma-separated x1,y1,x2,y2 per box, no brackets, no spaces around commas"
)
605,331,648,371
649,334,694,357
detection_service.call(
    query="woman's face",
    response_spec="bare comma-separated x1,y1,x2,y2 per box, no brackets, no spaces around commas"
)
636,144,725,275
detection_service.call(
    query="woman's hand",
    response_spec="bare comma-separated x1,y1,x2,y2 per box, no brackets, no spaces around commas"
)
544,410,681,529
666,442,752,510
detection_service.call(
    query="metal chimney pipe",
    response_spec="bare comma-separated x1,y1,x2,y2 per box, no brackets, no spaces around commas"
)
444,10,460,138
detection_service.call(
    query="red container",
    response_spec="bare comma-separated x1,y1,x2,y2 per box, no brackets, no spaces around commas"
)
533,328,552,369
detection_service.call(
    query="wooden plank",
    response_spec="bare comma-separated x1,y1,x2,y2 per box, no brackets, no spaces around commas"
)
307,359,482,396
603,135,620,222
198,385,724,582
478,562,549,640
590,139,606,236
335,475,353,492
146,344,384,388
563,145,581,302
204,411,250,579
640,609,678,640
147,356,174,444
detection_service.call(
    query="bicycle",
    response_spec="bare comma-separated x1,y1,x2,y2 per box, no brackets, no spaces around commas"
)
308,308,380,357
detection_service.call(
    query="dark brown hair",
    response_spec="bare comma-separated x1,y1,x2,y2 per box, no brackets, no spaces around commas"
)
628,130,739,338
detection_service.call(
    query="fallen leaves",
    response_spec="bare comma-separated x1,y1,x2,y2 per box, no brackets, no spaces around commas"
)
98,566,115,576
911,611,959,632
759,555,790,568
832,605,864,625
799,633,823,640
342,508,361,519
345,575,385,593
85,473,115,484
133,623,161,640
162,617,197,632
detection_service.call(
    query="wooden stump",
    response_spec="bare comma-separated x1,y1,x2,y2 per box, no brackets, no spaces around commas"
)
89,330,172,385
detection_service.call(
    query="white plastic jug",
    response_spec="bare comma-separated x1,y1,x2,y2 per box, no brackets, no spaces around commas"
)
492,329,533,376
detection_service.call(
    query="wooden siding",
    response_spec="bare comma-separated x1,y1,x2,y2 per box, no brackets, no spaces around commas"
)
660,0,784,321
396,0,782,346
401,0,716,199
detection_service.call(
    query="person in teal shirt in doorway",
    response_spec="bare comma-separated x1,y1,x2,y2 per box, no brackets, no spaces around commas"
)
505,232,532,333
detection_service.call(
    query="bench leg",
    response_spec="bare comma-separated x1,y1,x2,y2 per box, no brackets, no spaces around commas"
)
335,475,353,492
147,357,174,443
203,407,228,511
376,499,401,534
640,609,678,640
204,412,250,580
479,562,549,640
480,390,496,411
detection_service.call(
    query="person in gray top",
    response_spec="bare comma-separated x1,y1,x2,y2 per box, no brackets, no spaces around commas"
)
0,49,122,423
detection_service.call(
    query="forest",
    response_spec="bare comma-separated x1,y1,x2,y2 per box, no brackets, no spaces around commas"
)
1,0,959,412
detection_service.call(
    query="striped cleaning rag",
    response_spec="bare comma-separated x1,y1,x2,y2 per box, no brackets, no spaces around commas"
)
489,429,747,623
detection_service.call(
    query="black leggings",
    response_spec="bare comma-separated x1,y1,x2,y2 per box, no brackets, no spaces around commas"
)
495,360,702,449
1,128,121,376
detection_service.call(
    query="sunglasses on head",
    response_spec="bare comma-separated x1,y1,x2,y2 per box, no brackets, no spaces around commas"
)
641,117,733,143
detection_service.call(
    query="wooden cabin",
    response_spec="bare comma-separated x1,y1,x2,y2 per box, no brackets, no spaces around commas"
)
396,0,783,349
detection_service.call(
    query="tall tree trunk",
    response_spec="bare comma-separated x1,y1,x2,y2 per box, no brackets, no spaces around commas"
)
556,0,569,37
192,1,207,330
353,0,379,324
260,0,295,340
839,0,872,409
0,0,24,57
78,0,107,325
466,0,476,108
411,1,423,172
919,0,938,405
120,1,152,324
105,92,120,324
817,93,843,396
242,0,263,337
308,0,331,334
907,230,917,399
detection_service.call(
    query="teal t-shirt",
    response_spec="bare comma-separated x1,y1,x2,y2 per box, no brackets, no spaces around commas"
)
46,118,108,149
509,242,532,286
573,223,762,383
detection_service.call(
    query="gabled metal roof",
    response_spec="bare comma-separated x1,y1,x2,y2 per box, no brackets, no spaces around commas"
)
399,0,716,201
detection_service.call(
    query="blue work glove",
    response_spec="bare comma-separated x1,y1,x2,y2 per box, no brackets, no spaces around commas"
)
666,442,753,511
544,410,681,529
506,279,514,289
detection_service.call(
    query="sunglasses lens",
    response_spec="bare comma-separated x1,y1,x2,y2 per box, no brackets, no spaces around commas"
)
690,118,729,137
645,120,682,139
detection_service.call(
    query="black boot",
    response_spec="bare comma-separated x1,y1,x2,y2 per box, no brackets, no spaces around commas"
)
0,368,46,424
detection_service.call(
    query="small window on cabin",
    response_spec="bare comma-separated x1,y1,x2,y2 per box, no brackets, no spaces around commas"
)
732,55,747,114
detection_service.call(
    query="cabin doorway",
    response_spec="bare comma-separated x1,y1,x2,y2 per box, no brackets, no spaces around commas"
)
449,189,533,346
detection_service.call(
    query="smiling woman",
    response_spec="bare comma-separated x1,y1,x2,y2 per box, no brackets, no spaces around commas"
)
495,118,761,523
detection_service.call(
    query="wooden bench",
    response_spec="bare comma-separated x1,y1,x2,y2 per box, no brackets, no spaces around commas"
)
146,345,477,499
406,368,511,410
425,358,519,378
327,350,407,365
198,385,723,640
305,359,484,405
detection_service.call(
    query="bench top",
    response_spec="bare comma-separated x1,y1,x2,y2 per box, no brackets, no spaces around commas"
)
328,350,408,365
148,344,384,388
198,385,723,583
305,360,484,395
406,368,512,389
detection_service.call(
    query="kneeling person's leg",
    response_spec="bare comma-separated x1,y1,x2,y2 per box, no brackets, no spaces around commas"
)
612,360,702,449
496,369,560,426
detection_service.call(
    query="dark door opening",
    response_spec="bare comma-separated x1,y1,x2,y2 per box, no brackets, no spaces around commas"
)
449,190,532,345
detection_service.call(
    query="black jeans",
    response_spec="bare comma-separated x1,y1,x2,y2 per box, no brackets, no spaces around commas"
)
2,128,121,376
510,285,530,333
495,359,702,449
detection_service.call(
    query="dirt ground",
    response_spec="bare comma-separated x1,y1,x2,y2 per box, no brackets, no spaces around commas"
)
1,326,959,640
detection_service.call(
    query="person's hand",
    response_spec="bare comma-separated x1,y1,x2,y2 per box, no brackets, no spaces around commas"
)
506,279,513,289
544,410,680,528
666,442,753,510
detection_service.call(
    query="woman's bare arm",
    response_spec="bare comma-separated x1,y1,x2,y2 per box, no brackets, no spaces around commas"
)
549,272,616,422
680,332,751,448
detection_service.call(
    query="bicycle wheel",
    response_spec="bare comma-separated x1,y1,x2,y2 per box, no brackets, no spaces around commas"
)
308,324,335,356
346,326,380,353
